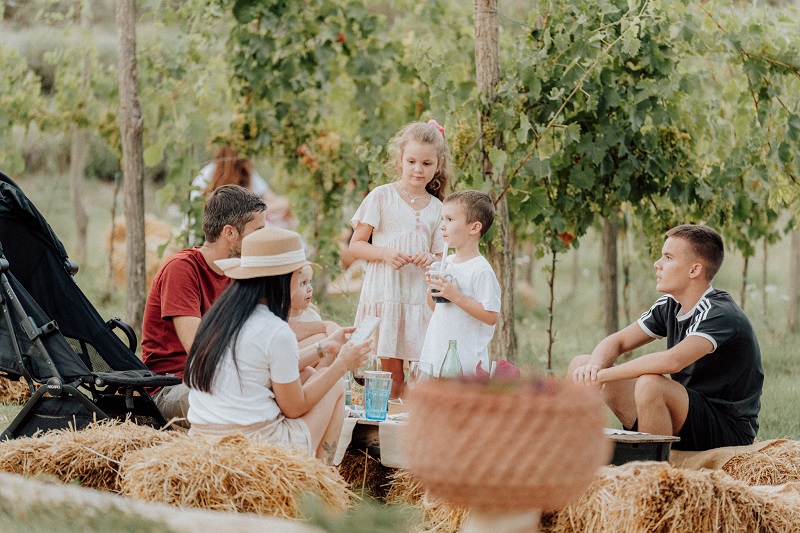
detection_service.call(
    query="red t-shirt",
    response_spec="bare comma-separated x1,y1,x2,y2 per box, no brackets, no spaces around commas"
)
141,248,231,378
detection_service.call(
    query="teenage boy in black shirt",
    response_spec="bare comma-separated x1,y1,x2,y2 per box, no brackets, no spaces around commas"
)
569,224,763,451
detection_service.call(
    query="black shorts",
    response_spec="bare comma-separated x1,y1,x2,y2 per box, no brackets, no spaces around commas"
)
674,388,754,451
627,388,755,451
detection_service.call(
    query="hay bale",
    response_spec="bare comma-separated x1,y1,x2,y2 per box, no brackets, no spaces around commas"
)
385,469,468,533
0,432,53,477
107,215,175,290
0,419,177,492
752,481,800,503
541,461,800,533
0,376,30,404
337,449,395,500
722,440,800,486
120,434,354,519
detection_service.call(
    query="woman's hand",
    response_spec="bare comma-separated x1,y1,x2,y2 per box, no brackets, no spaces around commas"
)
382,247,412,270
337,340,372,372
410,251,437,268
320,327,356,358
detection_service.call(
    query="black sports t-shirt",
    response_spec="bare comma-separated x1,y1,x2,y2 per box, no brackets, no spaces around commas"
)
638,288,764,437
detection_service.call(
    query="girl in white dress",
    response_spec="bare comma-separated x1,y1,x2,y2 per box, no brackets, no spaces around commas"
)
349,120,451,398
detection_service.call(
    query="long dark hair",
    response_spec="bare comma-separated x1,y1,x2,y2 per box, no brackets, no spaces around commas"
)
185,272,293,392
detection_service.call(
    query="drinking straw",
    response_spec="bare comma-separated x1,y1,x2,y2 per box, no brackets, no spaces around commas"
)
441,243,449,269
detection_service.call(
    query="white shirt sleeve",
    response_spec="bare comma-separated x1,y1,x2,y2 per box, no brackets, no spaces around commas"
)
268,324,301,384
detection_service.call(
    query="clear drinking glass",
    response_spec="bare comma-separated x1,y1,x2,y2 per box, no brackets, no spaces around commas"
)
429,262,452,303
353,354,379,386
364,371,393,421
407,361,434,389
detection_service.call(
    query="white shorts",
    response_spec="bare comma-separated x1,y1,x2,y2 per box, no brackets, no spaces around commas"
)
188,415,313,456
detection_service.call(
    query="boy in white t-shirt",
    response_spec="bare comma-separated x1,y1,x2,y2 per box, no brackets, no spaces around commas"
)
419,191,501,376
288,264,341,366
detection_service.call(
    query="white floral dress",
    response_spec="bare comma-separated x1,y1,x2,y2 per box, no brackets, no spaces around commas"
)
350,184,445,361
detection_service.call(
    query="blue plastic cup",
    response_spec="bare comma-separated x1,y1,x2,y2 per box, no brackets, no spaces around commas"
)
364,371,392,421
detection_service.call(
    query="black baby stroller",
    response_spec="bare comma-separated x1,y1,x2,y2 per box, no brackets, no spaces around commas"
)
0,171,180,439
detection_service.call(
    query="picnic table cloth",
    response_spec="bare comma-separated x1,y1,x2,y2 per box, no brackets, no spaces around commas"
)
333,414,407,468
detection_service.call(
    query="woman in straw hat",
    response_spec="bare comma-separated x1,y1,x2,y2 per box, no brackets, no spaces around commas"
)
185,227,371,463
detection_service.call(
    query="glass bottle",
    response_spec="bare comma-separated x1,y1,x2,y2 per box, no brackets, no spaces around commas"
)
343,372,352,407
439,340,463,377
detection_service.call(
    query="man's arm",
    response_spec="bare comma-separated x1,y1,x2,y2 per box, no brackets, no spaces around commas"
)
290,321,328,342
597,335,713,383
573,322,654,384
173,316,202,353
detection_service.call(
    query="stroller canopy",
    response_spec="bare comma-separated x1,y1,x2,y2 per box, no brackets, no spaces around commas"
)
0,171,149,377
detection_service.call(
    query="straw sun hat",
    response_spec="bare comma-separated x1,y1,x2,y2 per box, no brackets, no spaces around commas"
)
214,227,312,279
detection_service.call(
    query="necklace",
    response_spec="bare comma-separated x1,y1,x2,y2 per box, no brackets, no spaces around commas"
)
398,184,428,204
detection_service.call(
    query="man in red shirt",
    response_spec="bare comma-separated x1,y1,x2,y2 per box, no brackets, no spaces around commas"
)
142,185,268,426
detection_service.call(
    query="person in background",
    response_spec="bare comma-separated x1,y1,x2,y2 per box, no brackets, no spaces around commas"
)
185,227,371,464
192,144,294,230
349,120,450,398
418,191,501,378
569,224,764,451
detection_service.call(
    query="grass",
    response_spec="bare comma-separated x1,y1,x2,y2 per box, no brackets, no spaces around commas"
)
4,171,800,442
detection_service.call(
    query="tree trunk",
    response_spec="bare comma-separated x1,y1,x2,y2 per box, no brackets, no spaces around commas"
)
69,125,89,264
570,244,579,298
740,256,749,311
523,240,535,285
602,216,618,336
762,239,768,316
475,0,516,362
69,0,91,265
546,248,557,374
116,0,146,330
621,218,631,324
788,231,800,332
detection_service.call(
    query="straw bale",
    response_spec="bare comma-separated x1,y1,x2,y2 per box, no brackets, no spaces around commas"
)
0,376,30,404
385,469,468,533
752,481,800,503
541,461,800,533
722,440,800,486
119,434,354,519
107,215,175,290
337,449,394,500
0,419,177,492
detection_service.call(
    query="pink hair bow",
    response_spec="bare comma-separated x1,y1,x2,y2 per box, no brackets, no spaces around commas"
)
428,119,445,136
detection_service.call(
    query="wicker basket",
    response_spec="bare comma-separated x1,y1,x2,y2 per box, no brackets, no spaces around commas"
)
404,377,612,512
